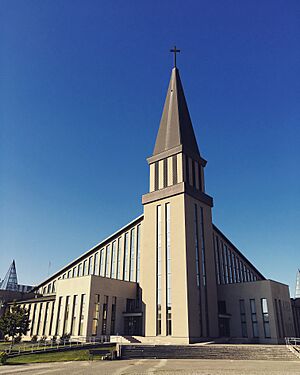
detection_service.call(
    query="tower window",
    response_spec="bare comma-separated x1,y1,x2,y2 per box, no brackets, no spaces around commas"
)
154,162,159,191
172,155,177,185
163,159,168,188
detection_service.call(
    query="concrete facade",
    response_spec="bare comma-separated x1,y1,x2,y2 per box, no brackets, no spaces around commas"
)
3,64,298,344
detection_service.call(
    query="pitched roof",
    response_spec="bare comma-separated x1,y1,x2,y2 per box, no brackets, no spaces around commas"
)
0,260,18,291
153,67,200,158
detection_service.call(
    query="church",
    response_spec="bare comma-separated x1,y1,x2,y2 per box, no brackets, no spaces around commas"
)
9,52,297,344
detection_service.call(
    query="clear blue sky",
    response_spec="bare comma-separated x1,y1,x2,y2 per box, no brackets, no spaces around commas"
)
1,1,299,295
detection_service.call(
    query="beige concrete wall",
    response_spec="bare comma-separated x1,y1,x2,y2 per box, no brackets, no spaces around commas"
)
217,280,294,343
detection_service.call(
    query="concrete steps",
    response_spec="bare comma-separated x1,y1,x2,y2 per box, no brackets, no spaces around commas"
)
121,344,299,361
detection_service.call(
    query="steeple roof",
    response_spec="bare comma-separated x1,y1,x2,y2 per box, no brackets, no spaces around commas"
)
0,260,18,291
153,67,200,158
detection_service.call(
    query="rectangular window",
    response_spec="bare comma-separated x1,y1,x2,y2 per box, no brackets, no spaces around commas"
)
55,297,63,335
235,257,240,283
172,155,177,185
52,281,56,293
223,244,229,284
78,294,86,336
105,245,111,277
48,302,55,336
92,294,100,336
30,304,37,336
239,299,248,337
63,296,70,334
261,298,271,338
111,296,117,335
123,233,129,281
195,204,203,336
67,270,71,279
136,225,141,282
102,296,108,335
154,161,159,190
42,302,49,336
250,299,259,338
214,235,221,285
70,295,78,336
232,253,236,283
72,267,77,278
93,252,99,275
200,207,209,336
166,203,172,336
100,248,105,276
163,158,168,188
129,228,135,281
117,238,122,279
36,303,43,335
77,263,82,277
227,248,233,283
83,260,88,276
88,256,93,275
111,241,116,278
156,205,162,336
185,155,190,184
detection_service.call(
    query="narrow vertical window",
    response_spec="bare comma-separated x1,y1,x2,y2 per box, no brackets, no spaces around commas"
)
156,205,162,336
111,241,116,278
123,233,129,281
102,296,108,335
63,296,70,334
105,245,111,277
192,159,196,187
239,299,248,337
92,294,100,336
185,156,190,183
83,260,88,276
93,252,99,275
36,303,43,335
222,244,228,284
88,256,93,275
250,299,259,338
240,260,244,282
200,207,209,336
154,162,159,191
232,253,237,283
117,238,122,279
30,304,37,336
261,298,271,338
70,295,78,336
163,158,168,188
129,228,135,281
77,263,82,277
78,294,86,336
55,297,63,336
227,248,233,283
136,225,141,282
195,204,203,336
213,235,220,285
111,297,117,335
198,164,202,191
42,302,49,336
166,203,172,336
48,302,55,336
274,299,282,338
100,249,105,277
172,155,177,185
72,267,77,278
278,300,286,337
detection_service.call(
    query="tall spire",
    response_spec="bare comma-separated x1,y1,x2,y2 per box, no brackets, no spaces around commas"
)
0,260,18,291
153,65,200,159
295,269,300,298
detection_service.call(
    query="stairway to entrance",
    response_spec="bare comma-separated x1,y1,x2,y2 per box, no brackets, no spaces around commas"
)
120,344,299,361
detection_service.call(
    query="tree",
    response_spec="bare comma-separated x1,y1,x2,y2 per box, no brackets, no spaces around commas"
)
0,303,30,347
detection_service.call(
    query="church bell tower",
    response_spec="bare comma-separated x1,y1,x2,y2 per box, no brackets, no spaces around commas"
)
140,49,219,343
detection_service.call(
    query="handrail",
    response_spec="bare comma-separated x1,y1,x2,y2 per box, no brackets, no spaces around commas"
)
4,335,111,356
285,337,300,346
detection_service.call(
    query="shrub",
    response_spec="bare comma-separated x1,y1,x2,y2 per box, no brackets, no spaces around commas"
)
59,333,71,343
0,352,7,365
39,335,47,343
31,335,38,343
14,335,22,344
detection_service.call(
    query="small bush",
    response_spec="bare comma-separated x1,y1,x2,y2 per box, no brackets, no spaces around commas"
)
50,335,57,344
39,335,47,343
4,336,9,342
0,351,7,365
14,335,22,344
60,333,71,343
31,335,38,343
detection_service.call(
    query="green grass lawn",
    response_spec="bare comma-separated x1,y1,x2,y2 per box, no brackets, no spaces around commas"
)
5,347,115,364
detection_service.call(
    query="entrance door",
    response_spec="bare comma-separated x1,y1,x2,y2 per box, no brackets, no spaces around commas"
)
124,316,142,335
218,317,230,337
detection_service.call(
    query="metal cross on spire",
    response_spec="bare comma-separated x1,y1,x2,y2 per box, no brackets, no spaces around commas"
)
170,45,180,68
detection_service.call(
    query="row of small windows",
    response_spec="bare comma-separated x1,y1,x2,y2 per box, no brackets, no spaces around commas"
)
42,225,141,295
25,294,117,338
152,154,203,192
213,234,258,285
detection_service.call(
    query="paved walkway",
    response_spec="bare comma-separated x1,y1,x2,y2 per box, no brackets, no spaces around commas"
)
0,359,300,375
